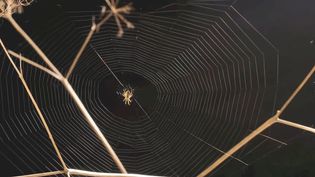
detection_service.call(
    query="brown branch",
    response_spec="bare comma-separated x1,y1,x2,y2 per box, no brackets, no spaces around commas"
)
197,116,278,177
14,170,66,177
0,39,68,171
278,65,315,114
15,169,164,177
66,0,135,78
198,65,315,177
8,50,61,80
95,12,113,32
278,118,315,134
1,1,134,173
6,14,63,76
66,22,96,79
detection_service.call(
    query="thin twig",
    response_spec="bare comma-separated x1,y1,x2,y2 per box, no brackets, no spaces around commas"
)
0,39,68,171
95,12,113,32
2,1,134,173
66,22,96,79
278,118,315,134
278,65,315,115
66,0,135,78
8,50,61,80
197,116,277,177
198,66,315,177
117,13,134,28
60,78,127,173
15,169,164,177
104,0,134,37
19,53,22,74
6,14,63,76
14,170,66,177
68,169,163,177
5,13,128,175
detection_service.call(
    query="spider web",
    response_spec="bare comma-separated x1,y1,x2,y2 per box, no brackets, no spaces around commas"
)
2,0,312,177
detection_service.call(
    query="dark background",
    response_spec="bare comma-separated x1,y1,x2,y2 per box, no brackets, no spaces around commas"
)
0,0,314,176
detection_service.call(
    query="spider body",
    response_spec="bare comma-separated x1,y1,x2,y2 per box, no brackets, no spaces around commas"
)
121,87,134,106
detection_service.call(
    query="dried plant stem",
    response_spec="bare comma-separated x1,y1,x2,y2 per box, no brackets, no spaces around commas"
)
66,23,96,79
8,50,61,80
61,78,127,173
5,14,127,174
278,66,315,114
278,118,315,134
67,169,163,177
197,116,278,177
96,12,113,31
5,15,62,76
198,65,315,177
0,39,68,171
14,169,164,177
14,170,66,177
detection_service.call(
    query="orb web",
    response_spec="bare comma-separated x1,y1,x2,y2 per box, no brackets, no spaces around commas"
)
2,0,313,177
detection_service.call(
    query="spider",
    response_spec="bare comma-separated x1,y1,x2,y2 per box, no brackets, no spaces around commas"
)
121,87,134,106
